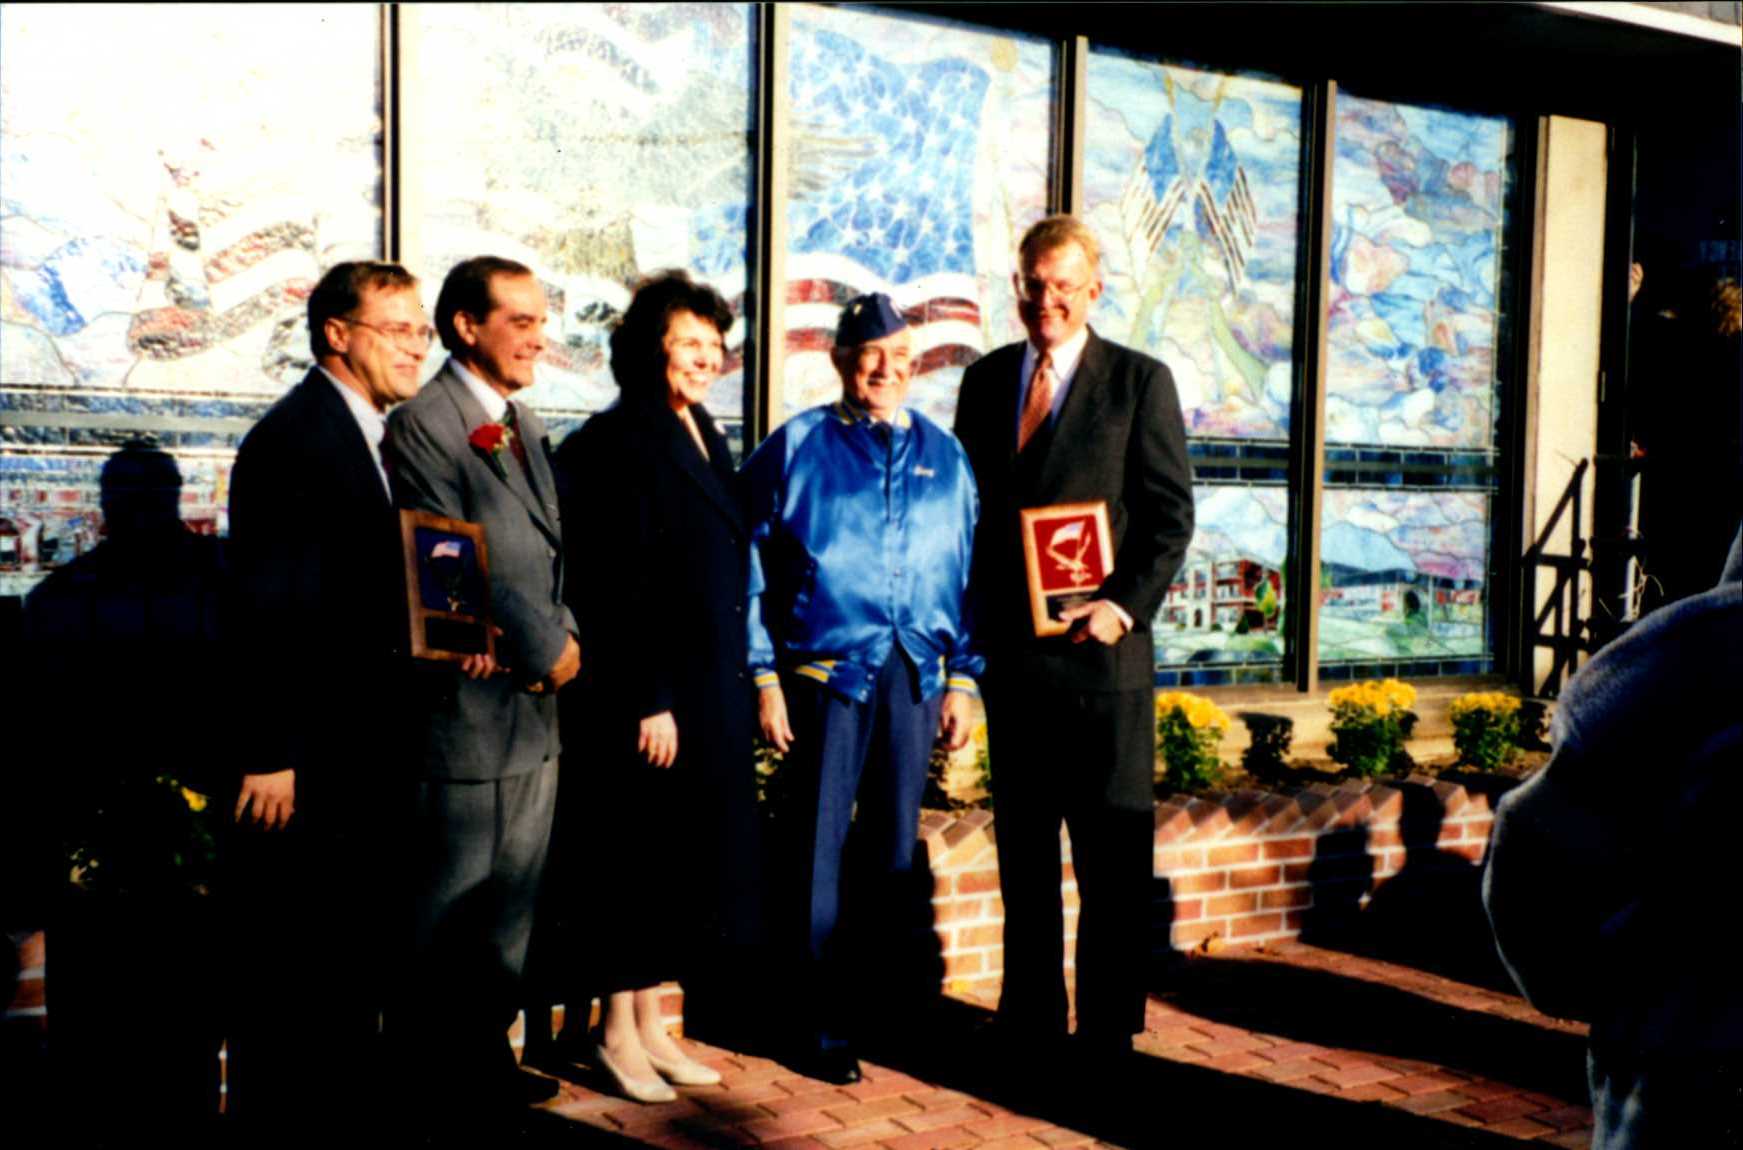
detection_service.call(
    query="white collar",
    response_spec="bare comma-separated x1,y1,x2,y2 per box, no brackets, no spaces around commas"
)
448,358,510,422
317,364,387,438
1021,325,1091,386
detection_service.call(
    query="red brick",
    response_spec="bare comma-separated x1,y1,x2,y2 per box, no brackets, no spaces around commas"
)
1203,1051,1270,1073
814,1119,910,1148
1261,837,1313,859
837,1072,927,1101
894,1105,990,1133
1488,1117,1557,1139
1392,1090,1478,1115
1253,1058,1324,1082
943,953,983,978
956,924,1003,949
1387,1072,1470,1096
882,1127,977,1150
1205,892,1258,916
1437,823,1466,844
1229,864,1282,889
1260,886,1310,909
1033,1129,1098,1147
1208,842,1261,866
1318,1063,1401,1089
1173,898,1204,921
1230,912,1285,937
1155,847,1206,871
1458,1096,1551,1124
1188,1035,1268,1058
961,1113,1051,1140
1148,1024,1215,1049
954,870,1000,895
975,1138,1049,1150
1313,1049,1390,1069
1340,1082,1408,1103
1170,870,1226,895
823,1095,923,1125
760,1139,835,1150
762,1089,857,1116
1368,826,1402,848
1260,1041,1331,1062
931,899,985,923
1171,920,1223,947
1283,862,1313,883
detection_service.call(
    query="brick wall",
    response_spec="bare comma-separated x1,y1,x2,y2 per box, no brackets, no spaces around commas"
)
921,775,1502,1000
7,775,1505,1052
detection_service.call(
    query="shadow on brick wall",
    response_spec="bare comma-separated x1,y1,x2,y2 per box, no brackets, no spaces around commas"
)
1302,785,1514,994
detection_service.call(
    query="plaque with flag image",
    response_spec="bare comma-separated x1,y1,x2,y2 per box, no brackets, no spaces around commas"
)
400,509,494,664
1020,501,1114,638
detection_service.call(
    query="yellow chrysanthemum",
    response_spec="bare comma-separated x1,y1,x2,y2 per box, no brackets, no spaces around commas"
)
181,787,209,813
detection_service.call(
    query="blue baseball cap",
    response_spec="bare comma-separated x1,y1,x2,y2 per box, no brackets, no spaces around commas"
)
835,292,908,348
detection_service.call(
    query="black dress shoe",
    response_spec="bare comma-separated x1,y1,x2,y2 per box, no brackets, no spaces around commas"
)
789,1048,862,1085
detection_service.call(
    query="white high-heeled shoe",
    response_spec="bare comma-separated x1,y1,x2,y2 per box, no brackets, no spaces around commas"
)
594,1043,679,1104
644,1047,723,1087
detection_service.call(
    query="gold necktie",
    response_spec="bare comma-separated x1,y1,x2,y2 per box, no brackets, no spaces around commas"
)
1017,351,1053,452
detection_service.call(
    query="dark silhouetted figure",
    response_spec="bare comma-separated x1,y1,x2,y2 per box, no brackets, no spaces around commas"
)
1486,529,1743,1149
21,441,228,1145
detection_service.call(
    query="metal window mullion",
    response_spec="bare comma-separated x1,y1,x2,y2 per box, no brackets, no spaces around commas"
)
1059,36,1088,215
1290,79,1337,694
383,3,401,262
749,2,791,448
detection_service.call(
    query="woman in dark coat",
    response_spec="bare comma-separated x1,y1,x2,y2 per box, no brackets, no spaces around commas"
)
541,270,761,1102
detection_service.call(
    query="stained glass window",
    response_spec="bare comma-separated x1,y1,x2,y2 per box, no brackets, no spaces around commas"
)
1318,94,1516,673
782,4,1054,426
1084,49,1303,682
0,3,382,595
401,3,756,446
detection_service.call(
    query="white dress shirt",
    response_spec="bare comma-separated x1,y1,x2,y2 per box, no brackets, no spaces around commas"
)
317,366,391,500
450,358,510,423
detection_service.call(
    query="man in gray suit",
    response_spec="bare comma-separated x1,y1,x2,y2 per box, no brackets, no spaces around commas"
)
386,255,581,1117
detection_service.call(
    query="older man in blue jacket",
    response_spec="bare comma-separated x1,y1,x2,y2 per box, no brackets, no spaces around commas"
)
746,293,980,1084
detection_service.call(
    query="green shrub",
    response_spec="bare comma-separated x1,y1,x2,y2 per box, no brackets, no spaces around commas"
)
1154,691,1230,792
1450,691,1524,771
1327,679,1418,778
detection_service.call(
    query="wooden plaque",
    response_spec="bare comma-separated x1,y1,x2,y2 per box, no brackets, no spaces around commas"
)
1019,501,1114,638
400,509,495,664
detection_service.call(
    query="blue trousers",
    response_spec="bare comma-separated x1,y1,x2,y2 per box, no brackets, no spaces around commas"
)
782,650,942,1052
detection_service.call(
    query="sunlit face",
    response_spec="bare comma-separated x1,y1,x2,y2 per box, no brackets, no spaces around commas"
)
662,309,724,412
1015,241,1102,351
454,273,547,394
325,286,430,412
838,327,914,421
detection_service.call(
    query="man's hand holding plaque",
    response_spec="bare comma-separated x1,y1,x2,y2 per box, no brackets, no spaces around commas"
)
1019,501,1117,639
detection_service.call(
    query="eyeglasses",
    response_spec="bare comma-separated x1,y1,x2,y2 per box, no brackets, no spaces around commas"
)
1016,276,1093,304
343,317,436,349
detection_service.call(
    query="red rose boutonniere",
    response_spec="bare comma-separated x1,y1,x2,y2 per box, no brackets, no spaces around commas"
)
468,421,515,479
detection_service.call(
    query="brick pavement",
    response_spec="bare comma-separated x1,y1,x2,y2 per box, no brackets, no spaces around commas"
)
510,941,1593,1150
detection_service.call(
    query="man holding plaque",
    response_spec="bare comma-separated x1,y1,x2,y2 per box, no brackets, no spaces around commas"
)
745,293,980,1084
955,215,1194,1064
226,261,430,1136
385,255,580,1117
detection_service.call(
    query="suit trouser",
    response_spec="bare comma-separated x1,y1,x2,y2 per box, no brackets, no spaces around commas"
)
783,651,942,1052
396,760,558,1095
227,818,387,1131
984,678,1155,1043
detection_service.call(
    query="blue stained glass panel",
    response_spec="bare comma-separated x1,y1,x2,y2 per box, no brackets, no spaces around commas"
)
405,3,756,430
783,4,1055,425
1083,51,1303,441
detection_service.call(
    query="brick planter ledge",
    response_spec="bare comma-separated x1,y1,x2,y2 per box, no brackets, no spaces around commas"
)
921,773,1505,999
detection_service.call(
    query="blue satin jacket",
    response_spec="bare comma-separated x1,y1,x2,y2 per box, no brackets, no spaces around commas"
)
745,402,982,702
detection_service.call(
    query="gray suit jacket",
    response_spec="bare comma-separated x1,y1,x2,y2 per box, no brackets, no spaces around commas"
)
386,361,576,781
